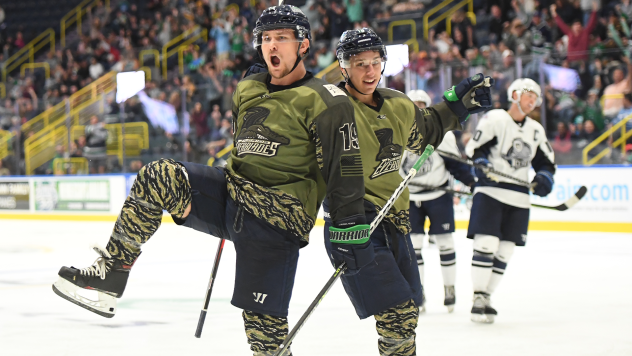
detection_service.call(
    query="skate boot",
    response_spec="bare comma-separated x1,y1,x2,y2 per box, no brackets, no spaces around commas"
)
471,292,495,323
444,285,455,313
52,246,136,318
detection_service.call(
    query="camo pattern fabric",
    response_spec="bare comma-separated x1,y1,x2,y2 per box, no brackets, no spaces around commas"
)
308,121,324,170
243,310,291,356
225,170,315,243
106,159,192,265
375,205,411,235
375,299,419,356
406,121,424,155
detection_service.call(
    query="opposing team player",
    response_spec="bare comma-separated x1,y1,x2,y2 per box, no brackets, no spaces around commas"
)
53,6,370,355
465,78,555,323
400,90,475,314
322,28,493,355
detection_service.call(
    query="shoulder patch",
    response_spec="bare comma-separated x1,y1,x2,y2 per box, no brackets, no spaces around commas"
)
323,84,347,97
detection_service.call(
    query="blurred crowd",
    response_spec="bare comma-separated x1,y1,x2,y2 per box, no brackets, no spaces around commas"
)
2,0,632,176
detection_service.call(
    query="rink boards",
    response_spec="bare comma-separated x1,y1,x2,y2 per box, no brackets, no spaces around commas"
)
0,166,631,233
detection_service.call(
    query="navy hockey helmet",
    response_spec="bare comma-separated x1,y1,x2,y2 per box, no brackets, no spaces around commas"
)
335,28,387,94
253,5,312,73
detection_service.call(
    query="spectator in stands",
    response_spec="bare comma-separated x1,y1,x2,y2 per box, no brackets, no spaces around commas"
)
550,1,599,64
579,88,605,130
89,57,105,80
612,93,632,130
553,121,573,154
84,115,109,174
488,5,505,44
329,1,351,39
345,0,364,24
603,56,632,119
190,102,209,143
580,119,601,142
504,18,532,56
450,10,474,50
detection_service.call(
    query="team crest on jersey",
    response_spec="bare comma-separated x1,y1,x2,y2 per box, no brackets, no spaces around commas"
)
502,138,532,169
401,154,433,177
370,128,402,179
236,107,289,157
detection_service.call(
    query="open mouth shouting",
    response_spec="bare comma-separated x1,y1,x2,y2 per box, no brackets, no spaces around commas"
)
270,55,281,68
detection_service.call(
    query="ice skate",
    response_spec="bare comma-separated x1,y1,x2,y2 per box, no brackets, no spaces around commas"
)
419,289,426,314
444,285,455,313
471,292,495,323
52,246,135,318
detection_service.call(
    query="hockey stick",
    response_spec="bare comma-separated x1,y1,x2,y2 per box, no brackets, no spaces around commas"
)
409,183,588,211
194,238,226,338
274,144,436,356
436,150,531,186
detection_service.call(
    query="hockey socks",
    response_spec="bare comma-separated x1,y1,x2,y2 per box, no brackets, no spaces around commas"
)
107,159,192,265
375,299,419,356
243,310,290,356
471,234,499,292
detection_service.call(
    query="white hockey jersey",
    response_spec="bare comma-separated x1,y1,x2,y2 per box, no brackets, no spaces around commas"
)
400,131,470,202
465,109,556,208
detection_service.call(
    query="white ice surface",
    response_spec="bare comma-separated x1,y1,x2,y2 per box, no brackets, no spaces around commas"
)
1,220,631,356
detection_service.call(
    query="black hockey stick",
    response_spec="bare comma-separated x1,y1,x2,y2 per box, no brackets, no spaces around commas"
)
274,145,436,356
409,183,588,211
194,238,226,338
409,183,472,196
437,150,531,186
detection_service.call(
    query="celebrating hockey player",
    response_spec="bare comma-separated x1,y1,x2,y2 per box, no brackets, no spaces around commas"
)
400,90,475,314
465,78,556,323
53,5,371,355
322,28,493,355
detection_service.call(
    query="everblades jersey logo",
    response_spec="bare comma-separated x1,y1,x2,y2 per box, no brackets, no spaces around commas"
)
501,138,532,169
370,128,402,179
236,107,290,157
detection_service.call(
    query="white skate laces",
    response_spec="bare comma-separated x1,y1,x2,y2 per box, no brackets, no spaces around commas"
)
79,246,113,279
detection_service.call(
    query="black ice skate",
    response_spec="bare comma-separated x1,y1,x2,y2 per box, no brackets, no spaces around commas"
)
444,285,455,313
471,292,495,323
52,246,135,318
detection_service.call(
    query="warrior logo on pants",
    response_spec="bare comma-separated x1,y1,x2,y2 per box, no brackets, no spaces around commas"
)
370,128,402,179
236,107,290,157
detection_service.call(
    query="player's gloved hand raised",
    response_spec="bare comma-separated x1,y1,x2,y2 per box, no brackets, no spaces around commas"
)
443,73,494,124
329,224,374,275
531,171,554,197
472,158,498,186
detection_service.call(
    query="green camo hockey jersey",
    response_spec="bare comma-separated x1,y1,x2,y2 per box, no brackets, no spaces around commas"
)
225,73,365,245
338,83,461,234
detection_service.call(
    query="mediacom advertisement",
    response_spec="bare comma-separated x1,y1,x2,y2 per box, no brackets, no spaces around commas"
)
0,181,30,210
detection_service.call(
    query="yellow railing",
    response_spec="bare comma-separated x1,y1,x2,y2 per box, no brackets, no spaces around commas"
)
0,83,5,99
22,71,116,139
582,114,632,166
21,62,51,80
61,0,111,47
315,60,343,84
139,49,160,69
71,122,149,163
162,26,208,79
388,19,417,43
53,157,89,175
0,130,12,161
25,126,69,175
2,28,55,82
139,66,152,81
207,143,234,166
424,0,474,40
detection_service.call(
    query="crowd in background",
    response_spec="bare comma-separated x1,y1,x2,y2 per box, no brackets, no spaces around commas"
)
1,0,632,176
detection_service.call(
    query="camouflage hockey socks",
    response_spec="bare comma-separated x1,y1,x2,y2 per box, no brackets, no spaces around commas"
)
375,299,419,356
243,310,290,356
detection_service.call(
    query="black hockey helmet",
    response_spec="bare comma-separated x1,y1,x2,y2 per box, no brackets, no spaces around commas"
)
253,5,312,73
336,28,387,68
335,28,387,95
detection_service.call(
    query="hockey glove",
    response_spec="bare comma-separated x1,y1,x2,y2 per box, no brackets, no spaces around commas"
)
243,63,268,78
329,224,374,275
531,170,554,197
472,158,498,186
443,73,494,124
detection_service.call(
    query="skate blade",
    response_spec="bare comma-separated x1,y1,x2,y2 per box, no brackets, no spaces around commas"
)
53,277,116,318
470,313,493,324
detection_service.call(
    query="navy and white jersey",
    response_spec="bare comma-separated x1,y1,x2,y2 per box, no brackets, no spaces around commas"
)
400,131,475,202
465,109,556,208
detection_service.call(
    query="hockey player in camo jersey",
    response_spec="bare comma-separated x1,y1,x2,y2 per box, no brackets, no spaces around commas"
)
321,28,494,355
399,90,475,314
465,78,556,324
52,6,370,355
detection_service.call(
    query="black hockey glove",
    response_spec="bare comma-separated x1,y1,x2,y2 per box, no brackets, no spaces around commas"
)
531,171,554,197
472,158,498,186
443,73,494,124
243,63,268,78
329,224,374,275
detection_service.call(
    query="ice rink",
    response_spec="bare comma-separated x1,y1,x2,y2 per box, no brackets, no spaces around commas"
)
1,219,631,356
